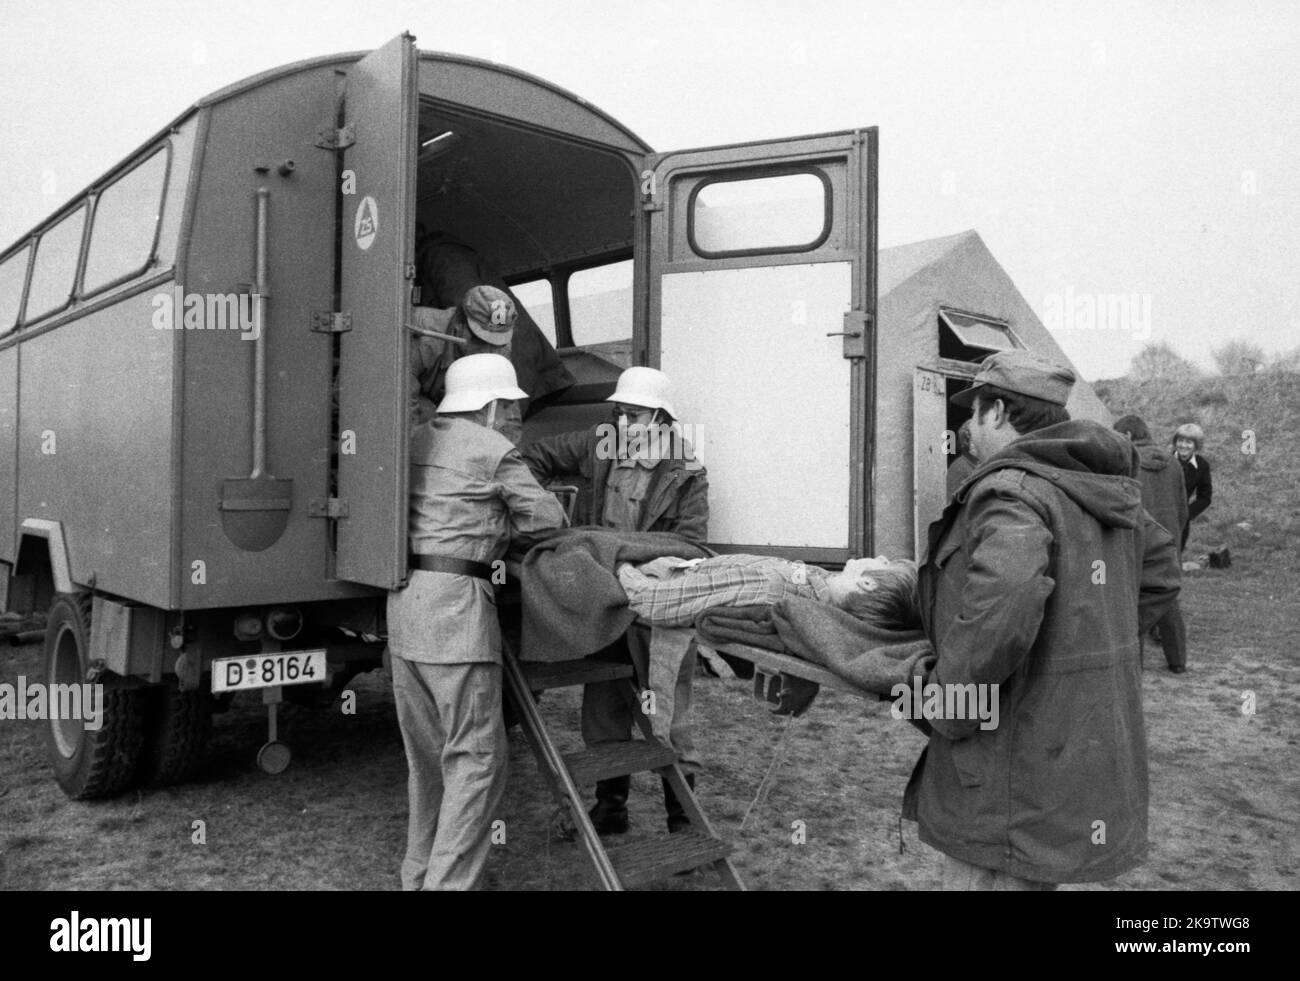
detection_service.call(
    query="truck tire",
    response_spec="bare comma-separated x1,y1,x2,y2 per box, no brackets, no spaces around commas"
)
43,593,146,800
138,682,212,786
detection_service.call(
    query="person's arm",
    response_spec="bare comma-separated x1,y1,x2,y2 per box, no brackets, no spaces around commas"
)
495,447,568,549
1137,507,1181,634
408,319,455,424
520,429,592,485
924,473,1056,741
661,465,710,545
1188,457,1212,521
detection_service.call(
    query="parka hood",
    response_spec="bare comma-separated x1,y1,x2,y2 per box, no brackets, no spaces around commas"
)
1131,439,1176,473
965,419,1143,530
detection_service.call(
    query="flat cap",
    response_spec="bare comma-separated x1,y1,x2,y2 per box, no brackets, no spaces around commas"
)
951,349,1076,408
461,285,517,346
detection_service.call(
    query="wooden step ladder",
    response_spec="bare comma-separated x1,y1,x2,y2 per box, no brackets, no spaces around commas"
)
502,651,745,890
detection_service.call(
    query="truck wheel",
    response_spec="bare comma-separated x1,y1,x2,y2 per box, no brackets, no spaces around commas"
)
43,593,146,800
139,682,213,786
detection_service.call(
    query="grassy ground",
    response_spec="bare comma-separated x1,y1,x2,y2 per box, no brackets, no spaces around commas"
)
2,559,1296,891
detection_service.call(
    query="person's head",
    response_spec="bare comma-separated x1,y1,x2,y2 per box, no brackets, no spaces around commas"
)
950,351,1074,461
1172,422,1204,461
606,366,677,427
459,285,517,351
1113,413,1151,443
825,557,920,630
436,353,526,433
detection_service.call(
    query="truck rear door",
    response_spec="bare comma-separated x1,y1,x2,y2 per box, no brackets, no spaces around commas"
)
334,33,418,588
641,130,878,563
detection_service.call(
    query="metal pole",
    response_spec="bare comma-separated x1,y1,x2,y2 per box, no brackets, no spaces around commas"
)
252,188,270,478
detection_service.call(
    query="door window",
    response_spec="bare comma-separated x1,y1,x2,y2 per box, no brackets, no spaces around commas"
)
690,171,830,257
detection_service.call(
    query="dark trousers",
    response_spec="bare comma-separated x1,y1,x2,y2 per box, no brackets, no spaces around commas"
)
1154,600,1188,669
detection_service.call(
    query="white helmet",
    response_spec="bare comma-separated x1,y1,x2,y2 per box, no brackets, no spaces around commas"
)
438,353,527,413
606,366,677,419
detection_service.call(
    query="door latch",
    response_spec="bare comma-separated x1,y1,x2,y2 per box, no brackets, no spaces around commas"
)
828,310,870,358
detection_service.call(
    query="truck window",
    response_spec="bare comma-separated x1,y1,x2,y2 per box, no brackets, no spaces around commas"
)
690,171,829,257
82,147,169,295
568,259,632,349
0,245,30,336
24,205,87,323
509,278,556,346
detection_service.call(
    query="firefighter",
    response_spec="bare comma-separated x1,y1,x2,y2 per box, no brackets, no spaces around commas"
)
523,367,708,835
410,284,522,442
388,353,567,890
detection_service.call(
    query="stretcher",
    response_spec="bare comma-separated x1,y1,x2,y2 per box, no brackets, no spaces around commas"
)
704,641,865,694
695,639,879,718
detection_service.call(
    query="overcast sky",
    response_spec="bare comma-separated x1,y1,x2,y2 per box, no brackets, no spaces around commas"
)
2,0,1296,379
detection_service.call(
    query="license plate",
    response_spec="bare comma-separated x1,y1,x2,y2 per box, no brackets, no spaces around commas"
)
212,650,328,693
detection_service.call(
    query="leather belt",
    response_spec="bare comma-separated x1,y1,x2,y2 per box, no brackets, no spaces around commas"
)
410,554,494,581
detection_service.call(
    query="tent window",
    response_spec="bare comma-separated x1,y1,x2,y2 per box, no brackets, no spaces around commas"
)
938,309,1020,362
0,245,31,337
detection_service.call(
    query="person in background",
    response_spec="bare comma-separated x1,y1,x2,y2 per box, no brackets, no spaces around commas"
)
1115,414,1189,673
414,228,574,418
523,366,708,835
388,354,566,890
409,284,519,440
1171,422,1212,551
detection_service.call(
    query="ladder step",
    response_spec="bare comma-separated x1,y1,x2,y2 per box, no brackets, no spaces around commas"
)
520,659,634,691
606,831,733,887
563,740,678,786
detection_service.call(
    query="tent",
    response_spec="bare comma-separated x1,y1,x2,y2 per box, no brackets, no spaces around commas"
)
870,229,1112,559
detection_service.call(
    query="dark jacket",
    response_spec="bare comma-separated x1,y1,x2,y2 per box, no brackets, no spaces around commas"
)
1132,439,1188,552
521,427,709,545
1179,453,1212,522
904,420,1181,883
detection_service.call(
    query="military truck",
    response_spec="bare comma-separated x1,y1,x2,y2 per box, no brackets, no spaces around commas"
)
0,33,1103,799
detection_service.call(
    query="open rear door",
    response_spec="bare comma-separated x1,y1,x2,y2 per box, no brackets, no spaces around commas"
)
335,33,418,587
642,130,877,563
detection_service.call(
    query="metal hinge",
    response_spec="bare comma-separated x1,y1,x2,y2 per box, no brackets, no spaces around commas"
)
310,311,352,333
308,498,350,519
315,124,356,150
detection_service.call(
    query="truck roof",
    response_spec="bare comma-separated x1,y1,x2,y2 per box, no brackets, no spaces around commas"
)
3,48,652,258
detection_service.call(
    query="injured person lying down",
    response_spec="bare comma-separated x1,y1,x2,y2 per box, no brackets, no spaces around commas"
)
518,528,935,704
617,553,921,632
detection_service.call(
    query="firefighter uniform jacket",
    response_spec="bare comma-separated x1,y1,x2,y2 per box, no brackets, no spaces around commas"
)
387,415,566,664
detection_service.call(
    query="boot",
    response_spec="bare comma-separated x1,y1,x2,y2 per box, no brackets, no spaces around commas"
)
588,776,630,835
663,774,695,834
